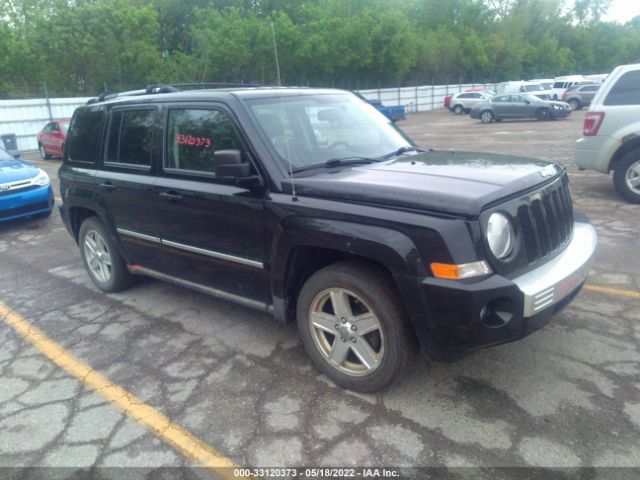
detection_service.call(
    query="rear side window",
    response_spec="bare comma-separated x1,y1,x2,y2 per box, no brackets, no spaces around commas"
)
66,107,105,163
553,82,564,89
604,70,640,106
165,108,240,174
105,109,155,167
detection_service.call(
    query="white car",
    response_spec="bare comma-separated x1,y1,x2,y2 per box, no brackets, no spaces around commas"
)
575,63,640,203
550,75,586,100
449,91,494,114
497,81,552,100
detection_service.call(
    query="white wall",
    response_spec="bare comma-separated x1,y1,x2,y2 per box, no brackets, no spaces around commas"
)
0,97,91,152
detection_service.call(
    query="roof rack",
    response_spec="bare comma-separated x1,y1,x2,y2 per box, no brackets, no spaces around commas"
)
86,82,262,104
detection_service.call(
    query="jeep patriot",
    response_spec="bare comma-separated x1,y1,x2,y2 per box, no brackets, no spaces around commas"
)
59,86,597,392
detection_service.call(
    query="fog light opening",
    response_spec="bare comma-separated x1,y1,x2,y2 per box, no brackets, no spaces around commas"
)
480,298,514,328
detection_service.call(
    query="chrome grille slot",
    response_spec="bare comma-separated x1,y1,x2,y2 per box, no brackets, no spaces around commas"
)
517,175,574,265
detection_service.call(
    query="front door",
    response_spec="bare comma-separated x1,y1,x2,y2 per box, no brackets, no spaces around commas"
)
152,104,269,304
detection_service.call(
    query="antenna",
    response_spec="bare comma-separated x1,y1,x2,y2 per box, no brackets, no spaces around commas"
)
288,155,298,202
271,21,282,86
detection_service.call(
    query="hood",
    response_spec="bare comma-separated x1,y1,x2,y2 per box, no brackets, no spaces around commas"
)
284,151,563,217
0,159,39,183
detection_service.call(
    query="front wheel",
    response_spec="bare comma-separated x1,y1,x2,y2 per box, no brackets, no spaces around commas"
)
613,150,640,204
79,217,135,292
568,99,580,110
297,261,416,392
480,110,494,123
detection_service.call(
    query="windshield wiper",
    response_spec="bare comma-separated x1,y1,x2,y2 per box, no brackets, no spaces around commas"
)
292,156,379,174
381,146,428,159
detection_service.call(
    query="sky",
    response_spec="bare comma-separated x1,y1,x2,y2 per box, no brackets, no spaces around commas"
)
602,0,640,23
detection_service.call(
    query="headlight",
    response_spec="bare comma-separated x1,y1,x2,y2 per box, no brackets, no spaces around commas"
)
31,168,50,187
486,212,514,260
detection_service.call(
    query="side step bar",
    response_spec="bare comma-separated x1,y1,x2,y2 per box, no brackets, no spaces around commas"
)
127,265,273,314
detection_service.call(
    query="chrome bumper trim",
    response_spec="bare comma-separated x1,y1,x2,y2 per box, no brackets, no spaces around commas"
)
513,221,597,317
117,228,161,244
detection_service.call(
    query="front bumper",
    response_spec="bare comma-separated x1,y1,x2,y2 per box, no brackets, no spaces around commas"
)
0,185,54,223
417,219,597,360
513,221,596,317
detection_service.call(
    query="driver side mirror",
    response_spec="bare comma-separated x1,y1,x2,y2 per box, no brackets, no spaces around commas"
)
524,99,531,104
214,149,262,189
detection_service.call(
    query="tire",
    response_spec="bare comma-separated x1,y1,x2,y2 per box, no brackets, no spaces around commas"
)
453,104,464,115
78,217,134,292
38,143,50,160
613,149,640,204
568,99,580,110
480,110,494,123
536,108,551,121
296,261,416,392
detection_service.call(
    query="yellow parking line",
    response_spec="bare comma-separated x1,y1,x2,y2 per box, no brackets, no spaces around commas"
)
0,301,250,480
585,284,640,299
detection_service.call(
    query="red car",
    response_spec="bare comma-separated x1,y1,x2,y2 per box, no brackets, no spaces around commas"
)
37,119,70,159
443,87,493,109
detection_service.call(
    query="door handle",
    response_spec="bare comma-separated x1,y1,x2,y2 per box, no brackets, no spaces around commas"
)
99,182,116,191
159,191,183,202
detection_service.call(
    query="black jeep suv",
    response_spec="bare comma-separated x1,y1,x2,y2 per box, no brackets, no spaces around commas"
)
59,86,597,392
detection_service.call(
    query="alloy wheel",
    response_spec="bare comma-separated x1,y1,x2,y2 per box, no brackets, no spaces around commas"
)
308,287,384,377
625,160,640,195
83,229,113,283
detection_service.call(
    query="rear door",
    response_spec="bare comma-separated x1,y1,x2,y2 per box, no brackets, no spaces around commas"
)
152,103,269,304
94,106,161,265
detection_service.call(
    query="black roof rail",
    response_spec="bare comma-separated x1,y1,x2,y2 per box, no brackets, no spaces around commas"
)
86,82,264,104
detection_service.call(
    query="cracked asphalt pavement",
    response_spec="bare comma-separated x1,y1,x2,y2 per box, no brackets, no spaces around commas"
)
0,109,639,479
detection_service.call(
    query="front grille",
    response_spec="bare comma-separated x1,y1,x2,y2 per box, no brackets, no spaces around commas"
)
517,175,573,264
0,185,39,196
0,201,49,219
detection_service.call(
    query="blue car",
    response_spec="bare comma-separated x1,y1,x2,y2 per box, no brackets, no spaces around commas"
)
0,147,54,222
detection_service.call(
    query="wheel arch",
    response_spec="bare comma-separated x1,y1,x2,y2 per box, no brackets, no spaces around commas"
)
270,218,423,325
609,134,640,172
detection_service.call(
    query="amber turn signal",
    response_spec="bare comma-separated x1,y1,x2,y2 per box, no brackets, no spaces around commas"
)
431,261,492,280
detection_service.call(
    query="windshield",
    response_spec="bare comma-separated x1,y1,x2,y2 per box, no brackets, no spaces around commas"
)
523,84,544,92
244,93,413,172
61,122,70,133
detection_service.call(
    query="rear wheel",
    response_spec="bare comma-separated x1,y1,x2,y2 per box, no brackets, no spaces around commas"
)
79,217,135,292
453,104,464,115
296,261,416,392
480,110,494,123
613,149,640,204
38,143,50,160
536,108,551,121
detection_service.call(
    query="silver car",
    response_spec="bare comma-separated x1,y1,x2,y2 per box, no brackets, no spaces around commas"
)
470,94,572,123
449,91,494,114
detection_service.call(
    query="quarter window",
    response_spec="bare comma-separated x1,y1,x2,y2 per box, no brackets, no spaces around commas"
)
66,107,105,164
604,70,640,106
105,109,155,166
165,109,240,174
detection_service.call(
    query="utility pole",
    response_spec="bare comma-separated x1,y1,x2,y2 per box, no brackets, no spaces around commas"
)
271,21,282,86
